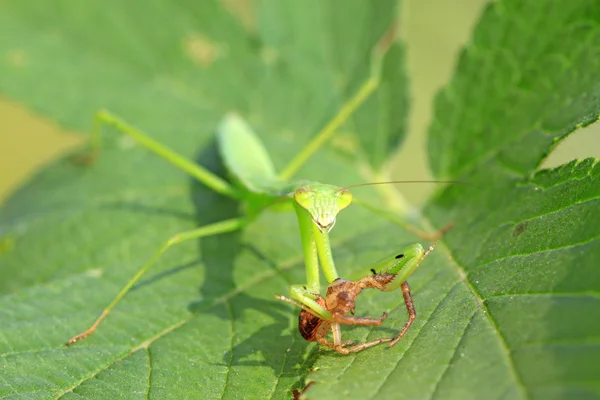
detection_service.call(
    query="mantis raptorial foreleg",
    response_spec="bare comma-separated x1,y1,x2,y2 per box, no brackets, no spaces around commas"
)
277,242,437,354
276,293,392,355
367,242,437,347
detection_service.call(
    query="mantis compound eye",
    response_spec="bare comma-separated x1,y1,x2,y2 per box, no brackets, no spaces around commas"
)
293,187,314,210
336,189,353,211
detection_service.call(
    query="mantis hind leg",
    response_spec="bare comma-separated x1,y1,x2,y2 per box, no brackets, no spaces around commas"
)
278,74,380,180
279,21,399,180
74,109,239,200
66,216,249,346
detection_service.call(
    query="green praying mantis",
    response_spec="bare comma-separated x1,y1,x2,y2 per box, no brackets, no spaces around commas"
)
66,33,448,351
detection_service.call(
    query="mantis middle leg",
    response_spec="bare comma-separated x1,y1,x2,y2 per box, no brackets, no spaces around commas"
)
66,216,250,345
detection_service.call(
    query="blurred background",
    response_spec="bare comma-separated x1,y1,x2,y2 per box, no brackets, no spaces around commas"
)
1,0,598,203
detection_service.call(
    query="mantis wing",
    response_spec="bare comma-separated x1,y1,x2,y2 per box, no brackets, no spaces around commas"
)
217,113,280,193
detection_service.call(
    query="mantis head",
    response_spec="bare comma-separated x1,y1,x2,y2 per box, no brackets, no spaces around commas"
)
294,184,353,233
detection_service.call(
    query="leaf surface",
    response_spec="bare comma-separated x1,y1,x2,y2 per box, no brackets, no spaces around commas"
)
305,2,600,399
0,1,599,400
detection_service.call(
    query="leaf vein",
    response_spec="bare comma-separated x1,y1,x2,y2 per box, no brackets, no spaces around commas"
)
220,299,235,400
429,309,478,399
369,279,459,399
436,241,531,399
145,347,152,400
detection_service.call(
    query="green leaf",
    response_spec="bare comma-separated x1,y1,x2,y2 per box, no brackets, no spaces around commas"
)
0,1,408,399
305,2,600,399
427,1,600,179
0,2,598,400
